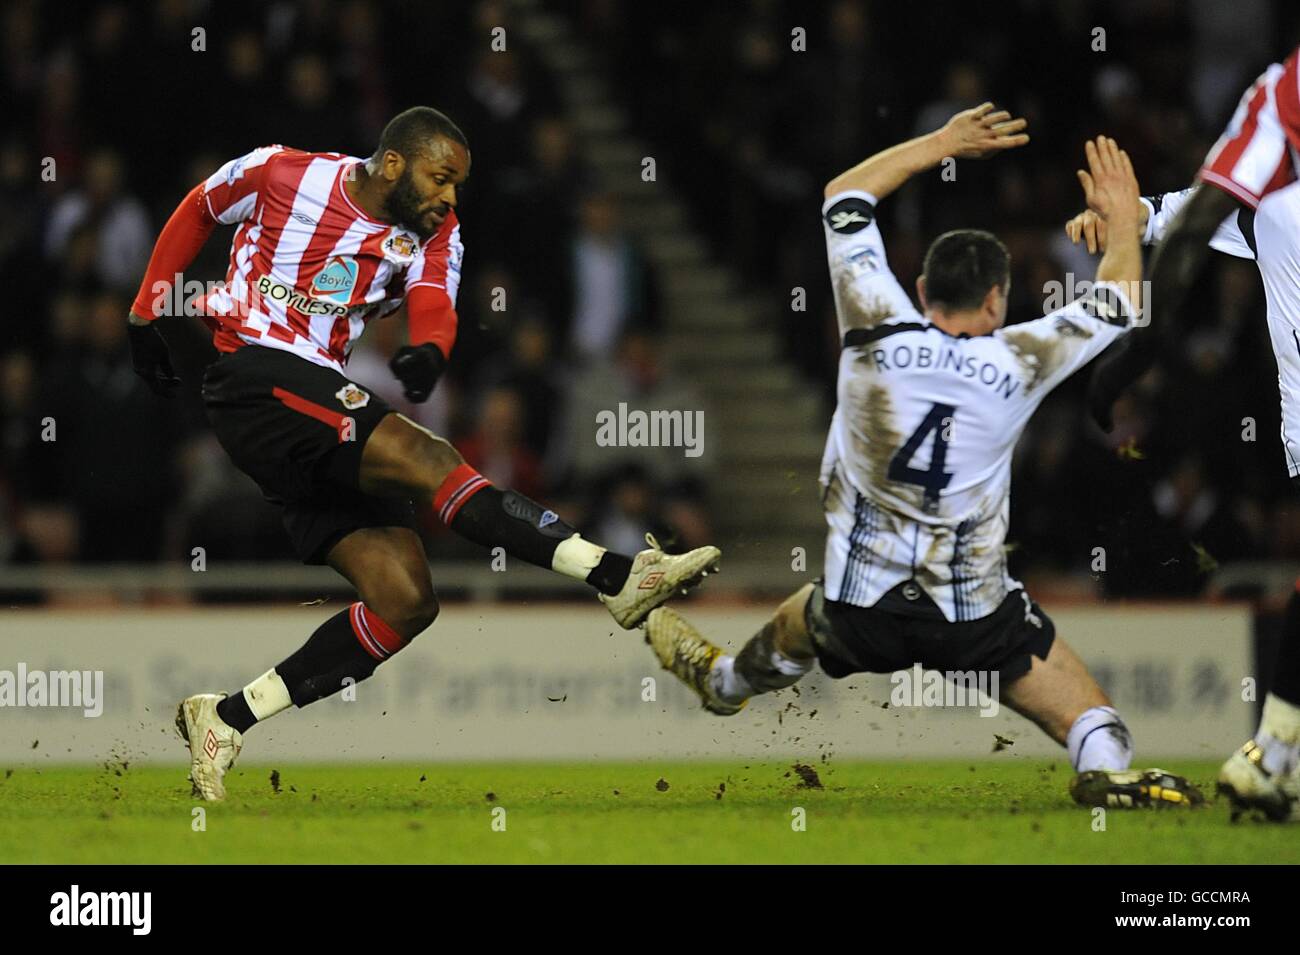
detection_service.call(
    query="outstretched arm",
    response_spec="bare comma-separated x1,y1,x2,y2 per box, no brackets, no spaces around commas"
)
1077,137,1144,309
129,184,218,326
825,102,1029,201
1085,183,1240,430
1065,186,1253,259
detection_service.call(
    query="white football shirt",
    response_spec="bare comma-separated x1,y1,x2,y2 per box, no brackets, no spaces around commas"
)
820,189,1136,621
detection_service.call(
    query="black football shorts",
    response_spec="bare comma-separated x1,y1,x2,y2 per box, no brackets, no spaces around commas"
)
805,579,1056,684
202,344,418,565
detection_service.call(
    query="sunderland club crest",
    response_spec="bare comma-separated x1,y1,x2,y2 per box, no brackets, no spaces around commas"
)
382,229,420,265
335,383,370,410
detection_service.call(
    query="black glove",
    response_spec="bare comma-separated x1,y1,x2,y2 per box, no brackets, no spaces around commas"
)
388,342,447,403
127,320,181,397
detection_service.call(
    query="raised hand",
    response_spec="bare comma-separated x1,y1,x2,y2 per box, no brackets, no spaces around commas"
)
1075,136,1140,228
939,102,1030,160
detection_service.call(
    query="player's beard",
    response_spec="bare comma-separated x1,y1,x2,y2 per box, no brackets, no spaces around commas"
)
384,168,438,240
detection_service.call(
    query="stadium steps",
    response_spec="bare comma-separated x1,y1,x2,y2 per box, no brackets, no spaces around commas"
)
512,0,826,554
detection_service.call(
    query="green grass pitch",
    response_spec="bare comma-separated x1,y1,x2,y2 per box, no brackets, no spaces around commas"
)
1,760,1294,864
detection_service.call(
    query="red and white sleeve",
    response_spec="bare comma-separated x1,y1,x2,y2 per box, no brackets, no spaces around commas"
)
404,214,464,358
200,145,283,224
1199,51,1300,209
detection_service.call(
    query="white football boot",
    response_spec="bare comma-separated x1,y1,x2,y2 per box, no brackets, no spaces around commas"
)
599,533,721,629
1217,740,1299,821
645,606,746,715
175,693,243,802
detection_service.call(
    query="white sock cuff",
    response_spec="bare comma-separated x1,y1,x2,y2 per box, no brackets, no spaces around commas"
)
713,655,755,705
771,649,814,677
1259,692,1300,746
552,535,605,581
1067,705,1131,771
243,668,293,721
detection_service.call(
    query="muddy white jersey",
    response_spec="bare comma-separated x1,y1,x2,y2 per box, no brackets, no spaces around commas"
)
819,189,1136,621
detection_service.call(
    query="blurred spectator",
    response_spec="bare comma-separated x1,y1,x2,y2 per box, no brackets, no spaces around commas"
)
458,386,545,500
42,291,188,561
569,192,658,363
561,329,710,491
479,316,565,460
45,148,151,292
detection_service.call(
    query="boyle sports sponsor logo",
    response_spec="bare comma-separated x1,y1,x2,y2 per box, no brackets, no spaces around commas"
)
256,274,350,317
311,255,359,303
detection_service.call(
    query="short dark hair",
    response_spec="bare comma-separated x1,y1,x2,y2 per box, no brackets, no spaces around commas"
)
921,229,1010,311
375,106,468,162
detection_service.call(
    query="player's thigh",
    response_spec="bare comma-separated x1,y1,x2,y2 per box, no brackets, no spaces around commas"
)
358,412,464,499
999,636,1110,745
326,525,438,637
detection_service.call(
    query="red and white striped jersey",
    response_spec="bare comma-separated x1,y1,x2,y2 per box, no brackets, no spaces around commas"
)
196,145,463,371
1200,48,1300,209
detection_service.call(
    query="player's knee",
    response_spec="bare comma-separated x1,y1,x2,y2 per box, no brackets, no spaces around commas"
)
403,590,440,636
377,589,439,641
359,571,439,642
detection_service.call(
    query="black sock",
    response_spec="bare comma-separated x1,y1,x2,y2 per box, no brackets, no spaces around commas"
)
587,551,633,596
442,482,572,564
436,467,635,594
1272,588,1300,705
216,692,257,734
216,607,384,734
276,606,383,707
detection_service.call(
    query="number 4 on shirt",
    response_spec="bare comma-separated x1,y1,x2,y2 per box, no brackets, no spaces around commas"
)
887,402,955,513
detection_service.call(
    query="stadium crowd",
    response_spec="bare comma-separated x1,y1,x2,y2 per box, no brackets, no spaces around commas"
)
569,0,1300,595
2,0,1298,597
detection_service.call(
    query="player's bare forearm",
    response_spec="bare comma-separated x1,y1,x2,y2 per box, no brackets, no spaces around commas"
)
825,128,950,201
1094,219,1143,311
1084,183,1238,430
1146,184,1240,330
825,103,1028,201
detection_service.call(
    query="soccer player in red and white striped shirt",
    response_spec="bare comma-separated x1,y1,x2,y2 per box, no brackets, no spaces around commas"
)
1079,48,1300,821
129,107,720,800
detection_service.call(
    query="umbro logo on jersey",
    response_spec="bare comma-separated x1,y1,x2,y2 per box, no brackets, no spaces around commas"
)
290,212,317,226
825,196,875,234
